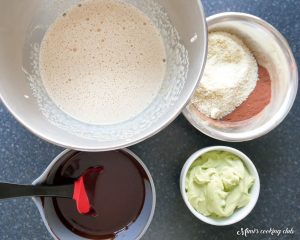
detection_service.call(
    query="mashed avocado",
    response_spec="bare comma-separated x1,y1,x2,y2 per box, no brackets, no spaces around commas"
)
185,150,254,218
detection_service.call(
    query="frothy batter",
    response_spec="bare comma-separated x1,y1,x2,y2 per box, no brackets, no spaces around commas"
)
39,0,166,124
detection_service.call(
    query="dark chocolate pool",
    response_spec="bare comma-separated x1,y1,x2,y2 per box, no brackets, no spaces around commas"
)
42,149,155,240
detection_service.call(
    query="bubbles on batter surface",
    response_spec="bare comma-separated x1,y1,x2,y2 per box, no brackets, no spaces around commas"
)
39,0,167,124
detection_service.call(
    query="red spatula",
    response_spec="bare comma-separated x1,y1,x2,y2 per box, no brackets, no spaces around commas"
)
0,167,103,215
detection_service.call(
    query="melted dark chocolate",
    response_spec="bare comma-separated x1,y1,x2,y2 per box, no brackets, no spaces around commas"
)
51,150,151,239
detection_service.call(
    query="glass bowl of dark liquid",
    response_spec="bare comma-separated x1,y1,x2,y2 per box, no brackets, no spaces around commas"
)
32,149,155,240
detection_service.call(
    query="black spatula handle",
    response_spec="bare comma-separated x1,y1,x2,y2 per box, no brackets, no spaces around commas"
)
0,182,74,200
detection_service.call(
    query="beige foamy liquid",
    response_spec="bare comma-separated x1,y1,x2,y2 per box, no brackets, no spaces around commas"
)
39,0,166,125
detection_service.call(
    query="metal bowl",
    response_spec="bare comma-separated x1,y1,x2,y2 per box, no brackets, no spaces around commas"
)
0,0,207,150
183,12,298,142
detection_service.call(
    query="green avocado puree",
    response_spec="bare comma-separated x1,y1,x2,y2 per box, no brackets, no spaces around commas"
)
185,150,254,218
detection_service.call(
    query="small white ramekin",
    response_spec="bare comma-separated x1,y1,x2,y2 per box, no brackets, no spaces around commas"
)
180,146,260,226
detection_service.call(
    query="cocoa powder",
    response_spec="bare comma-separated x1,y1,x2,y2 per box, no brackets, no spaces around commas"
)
223,66,271,122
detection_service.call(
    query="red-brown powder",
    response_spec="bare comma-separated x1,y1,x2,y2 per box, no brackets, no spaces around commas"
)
222,66,271,122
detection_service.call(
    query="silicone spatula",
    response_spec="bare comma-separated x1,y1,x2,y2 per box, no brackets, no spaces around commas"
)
0,176,92,214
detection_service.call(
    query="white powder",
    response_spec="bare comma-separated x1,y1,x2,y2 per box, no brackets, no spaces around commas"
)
192,31,258,119
39,0,166,125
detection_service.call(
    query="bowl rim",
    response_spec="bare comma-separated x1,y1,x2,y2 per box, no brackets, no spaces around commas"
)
0,0,208,151
180,146,260,226
182,12,298,142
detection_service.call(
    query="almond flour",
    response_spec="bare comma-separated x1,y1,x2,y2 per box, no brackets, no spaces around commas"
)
191,31,258,120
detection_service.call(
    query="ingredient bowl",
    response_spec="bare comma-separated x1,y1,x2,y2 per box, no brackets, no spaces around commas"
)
180,146,260,226
0,0,207,150
183,12,298,141
33,148,156,240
